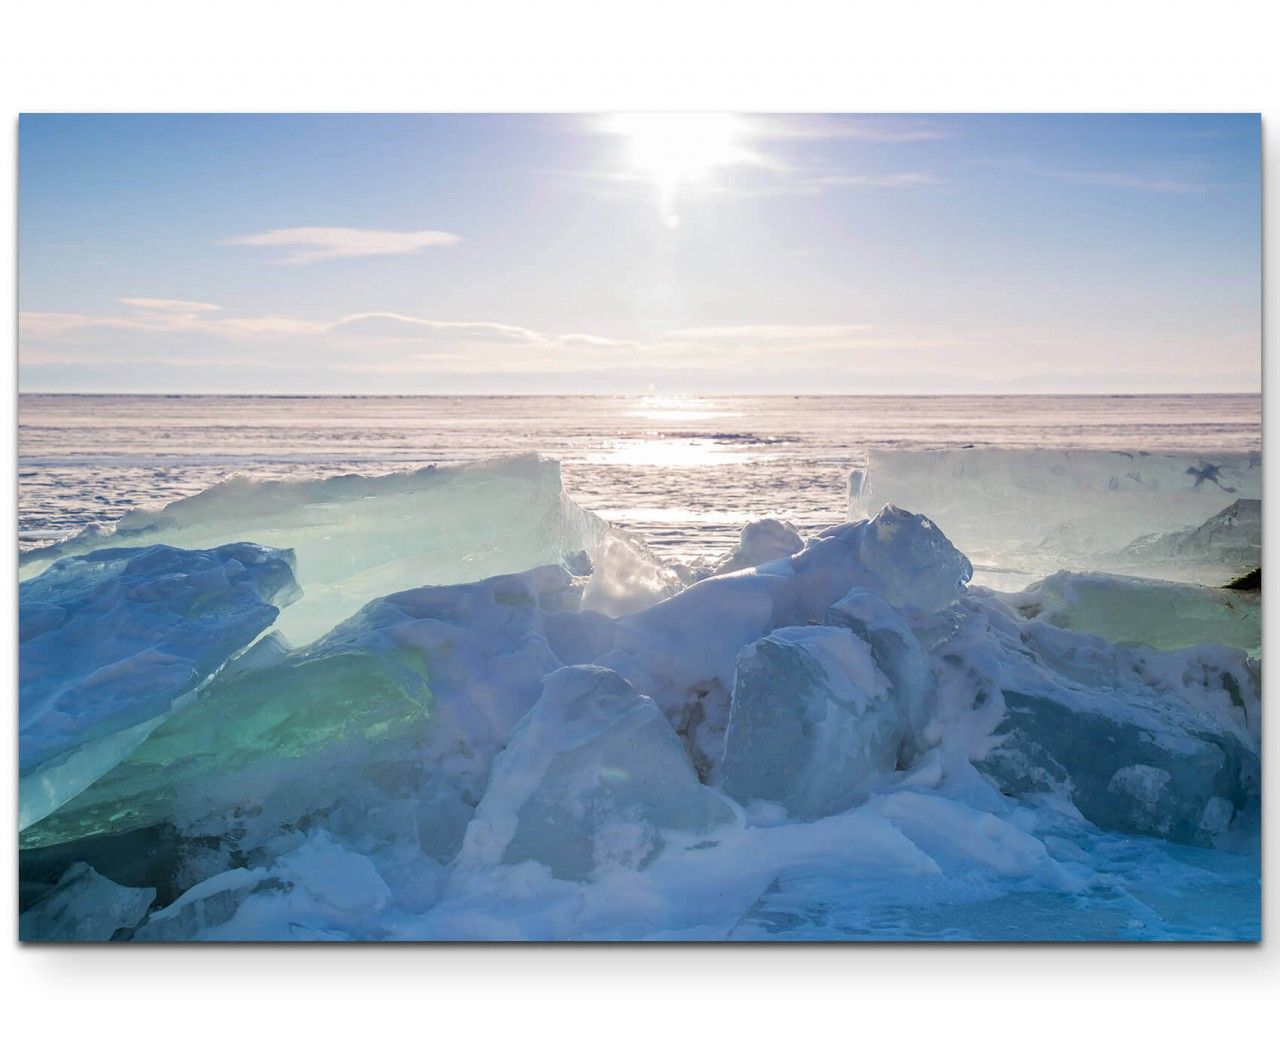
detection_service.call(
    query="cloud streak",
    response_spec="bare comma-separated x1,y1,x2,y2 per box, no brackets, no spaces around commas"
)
223,226,462,264
19,297,1260,396
18,301,1010,378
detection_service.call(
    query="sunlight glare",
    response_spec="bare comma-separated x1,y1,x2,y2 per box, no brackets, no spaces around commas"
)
607,113,751,227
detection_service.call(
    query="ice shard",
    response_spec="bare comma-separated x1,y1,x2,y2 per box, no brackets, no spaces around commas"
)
932,592,1261,845
20,455,680,642
597,505,970,775
19,542,298,829
824,587,936,752
458,666,739,880
19,863,155,942
20,564,586,854
721,626,901,819
1006,571,1260,655
850,448,1260,584
1115,498,1260,583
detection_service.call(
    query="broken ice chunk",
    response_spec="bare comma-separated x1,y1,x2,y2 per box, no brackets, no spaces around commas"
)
20,455,679,642
710,518,803,576
21,565,581,853
19,862,155,942
849,448,1260,584
825,587,936,752
19,542,298,829
1012,571,1260,655
459,666,739,880
599,504,970,779
978,689,1258,845
816,505,973,614
1115,498,1260,583
721,626,902,820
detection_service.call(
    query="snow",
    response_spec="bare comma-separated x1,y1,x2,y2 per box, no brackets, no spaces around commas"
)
16,455,1262,941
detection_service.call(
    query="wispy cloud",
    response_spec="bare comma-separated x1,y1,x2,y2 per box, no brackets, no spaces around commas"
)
223,226,462,264
117,297,221,313
22,297,1257,395
18,302,639,353
18,301,986,373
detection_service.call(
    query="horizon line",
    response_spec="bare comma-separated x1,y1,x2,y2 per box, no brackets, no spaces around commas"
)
17,389,1264,399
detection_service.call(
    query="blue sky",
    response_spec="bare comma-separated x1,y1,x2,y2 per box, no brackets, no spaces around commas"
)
18,113,1260,394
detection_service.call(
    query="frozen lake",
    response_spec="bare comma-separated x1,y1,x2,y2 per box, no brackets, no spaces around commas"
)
17,392,1262,559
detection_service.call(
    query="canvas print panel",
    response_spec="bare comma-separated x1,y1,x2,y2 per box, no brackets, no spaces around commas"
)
17,114,1260,941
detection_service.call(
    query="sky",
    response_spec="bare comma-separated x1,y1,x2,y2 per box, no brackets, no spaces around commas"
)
18,113,1261,394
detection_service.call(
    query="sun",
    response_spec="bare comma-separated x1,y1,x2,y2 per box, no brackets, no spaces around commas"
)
606,112,751,227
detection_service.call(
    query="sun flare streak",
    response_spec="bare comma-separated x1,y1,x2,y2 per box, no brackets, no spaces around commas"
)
606,113,752,227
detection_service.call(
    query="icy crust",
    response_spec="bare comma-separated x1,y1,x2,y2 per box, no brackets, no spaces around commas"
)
1002,571,1260,656
19,455,679,643
17,495,1262,940
19,543,299,830
850,448,1260,585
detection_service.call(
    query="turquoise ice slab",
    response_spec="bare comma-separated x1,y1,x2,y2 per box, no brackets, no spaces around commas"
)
20,641,433,850
20,542,299,828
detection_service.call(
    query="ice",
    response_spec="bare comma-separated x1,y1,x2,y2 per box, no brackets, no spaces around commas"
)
932,592,1261,845
1115,498,1260,582
721,627,902,819
135,831,394,941
595,505,970,775
13,454,1262,940
457,666,739,880
709,518,803,575
19,862,155,942
850,448,1260,584
20,455,679,642
20,564,580,854
19,542,298,829
1005,571,1260,656
824,588,936,751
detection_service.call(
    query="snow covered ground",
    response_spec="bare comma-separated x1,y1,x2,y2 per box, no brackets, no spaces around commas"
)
17,452,1261,941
